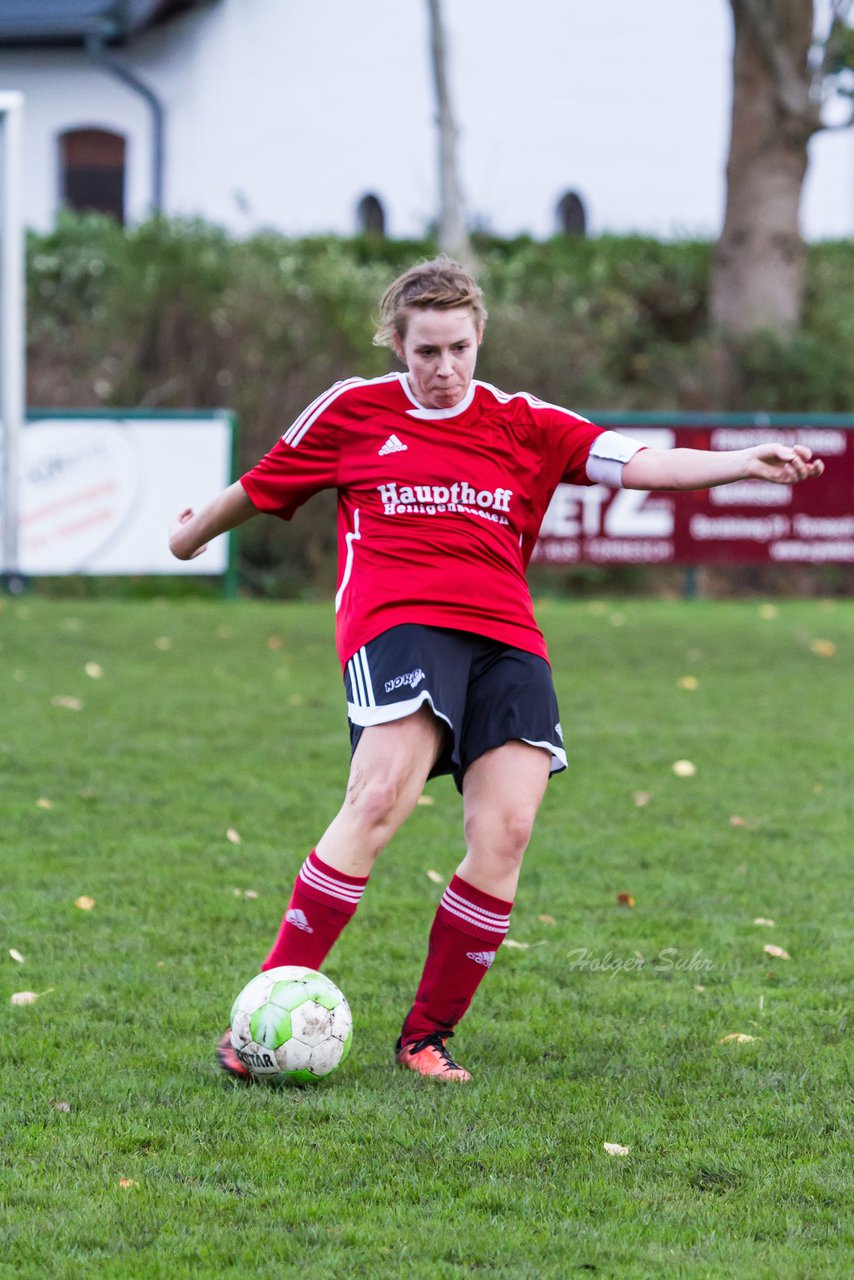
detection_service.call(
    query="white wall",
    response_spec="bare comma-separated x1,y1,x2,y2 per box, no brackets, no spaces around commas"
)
0,0,850,240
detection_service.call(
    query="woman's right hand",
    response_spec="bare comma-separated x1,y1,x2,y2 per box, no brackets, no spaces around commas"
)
169,508,208,560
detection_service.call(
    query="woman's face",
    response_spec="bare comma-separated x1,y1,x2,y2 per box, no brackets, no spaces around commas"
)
394,306,483,410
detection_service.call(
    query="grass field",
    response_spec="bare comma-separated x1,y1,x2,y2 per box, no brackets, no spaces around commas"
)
1,596,851,1279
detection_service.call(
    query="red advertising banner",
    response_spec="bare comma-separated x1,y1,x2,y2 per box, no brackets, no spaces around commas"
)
532,420,854,566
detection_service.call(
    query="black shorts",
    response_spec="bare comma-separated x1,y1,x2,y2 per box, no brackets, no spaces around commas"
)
345,624,566,792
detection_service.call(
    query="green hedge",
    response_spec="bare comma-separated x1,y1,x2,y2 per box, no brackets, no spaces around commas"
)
26,215,854,594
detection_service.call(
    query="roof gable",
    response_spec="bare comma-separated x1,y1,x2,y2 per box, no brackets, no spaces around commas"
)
0,0,210,47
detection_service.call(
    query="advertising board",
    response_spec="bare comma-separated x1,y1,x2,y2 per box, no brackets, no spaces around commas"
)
533,420,854,567
18,413,234,576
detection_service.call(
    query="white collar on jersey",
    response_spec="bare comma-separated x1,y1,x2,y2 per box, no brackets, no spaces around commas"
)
397,372,478,419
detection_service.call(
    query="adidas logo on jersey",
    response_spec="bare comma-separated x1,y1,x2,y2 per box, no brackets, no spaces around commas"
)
379,434,407,455
285,908,314,933
466,950,496,968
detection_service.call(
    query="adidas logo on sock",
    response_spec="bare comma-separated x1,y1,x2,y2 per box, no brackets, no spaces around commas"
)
466,950,496,968
378,434,407,456
285,908,314,933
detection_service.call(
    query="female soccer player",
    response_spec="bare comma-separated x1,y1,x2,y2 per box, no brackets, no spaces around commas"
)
170,257,823,1082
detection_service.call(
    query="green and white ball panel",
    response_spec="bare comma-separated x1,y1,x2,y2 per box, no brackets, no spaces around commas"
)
229,966,352,1081
229,965,315,1026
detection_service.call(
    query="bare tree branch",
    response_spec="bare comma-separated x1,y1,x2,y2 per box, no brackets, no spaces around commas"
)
811,0,854,94
736,0,822,132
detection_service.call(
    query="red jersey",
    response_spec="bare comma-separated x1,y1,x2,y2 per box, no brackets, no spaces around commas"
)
240,373,642,666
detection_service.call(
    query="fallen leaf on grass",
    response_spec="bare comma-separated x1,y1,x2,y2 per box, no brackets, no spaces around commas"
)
694,985,706,993
84,662,103,679
415,794,434,807
156,961,165,969
718,1033,757,1044
51,695,83,711
672,760,697,777
677,675,699,690
753,917,776,927
154,636,172,651
426,869,444,884
36,798,54,810
74,896,96,911
537,914,556,925
10,988,53,1006
632,791,652,807
616,892,636,907
226,828,242,845
9,949,24,964
809,639,836,658
266,635,283,650
758,604,778,620
603,1142,630,1156
813,782,824,794
763,944,790,960
51,1099,71,1112
504,939,531,950
118,1178,140,1190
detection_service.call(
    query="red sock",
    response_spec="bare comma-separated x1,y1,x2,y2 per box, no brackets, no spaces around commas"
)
261,850,368,972
400,874,513,1046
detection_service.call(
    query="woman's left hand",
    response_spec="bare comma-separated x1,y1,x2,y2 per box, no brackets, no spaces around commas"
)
747,443,825,485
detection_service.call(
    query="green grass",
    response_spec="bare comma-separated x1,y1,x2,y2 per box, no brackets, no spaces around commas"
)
1,597,851,1279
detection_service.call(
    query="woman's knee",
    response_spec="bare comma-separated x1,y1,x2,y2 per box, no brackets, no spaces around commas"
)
465,807,538,862
344,763,411,834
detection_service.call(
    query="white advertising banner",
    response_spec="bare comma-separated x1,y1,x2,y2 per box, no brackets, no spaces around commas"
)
19,414,233,575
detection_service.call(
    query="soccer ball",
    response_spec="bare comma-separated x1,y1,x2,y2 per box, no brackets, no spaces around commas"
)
230,966,352,1084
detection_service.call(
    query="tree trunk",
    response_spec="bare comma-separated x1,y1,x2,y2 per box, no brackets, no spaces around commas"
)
711,0,818,337
425,0,471,261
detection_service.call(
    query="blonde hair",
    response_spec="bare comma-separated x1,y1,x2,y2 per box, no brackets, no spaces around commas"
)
373,255,487,348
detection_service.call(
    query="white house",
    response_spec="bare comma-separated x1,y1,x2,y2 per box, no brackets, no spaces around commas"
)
0,0,851,241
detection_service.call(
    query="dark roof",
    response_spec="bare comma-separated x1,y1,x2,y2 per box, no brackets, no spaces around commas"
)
0,1,208,47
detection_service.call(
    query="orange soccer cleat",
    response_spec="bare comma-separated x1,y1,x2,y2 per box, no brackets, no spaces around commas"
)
394,1033,472,1082
216,1029,252,1081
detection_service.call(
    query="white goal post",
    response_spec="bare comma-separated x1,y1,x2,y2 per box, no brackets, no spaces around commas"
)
0,92,25,587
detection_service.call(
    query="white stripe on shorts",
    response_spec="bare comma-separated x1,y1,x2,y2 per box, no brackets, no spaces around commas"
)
347,647,375,709
347,655,366,708
356,647,375,707
521,737,567,773
346,688,453,732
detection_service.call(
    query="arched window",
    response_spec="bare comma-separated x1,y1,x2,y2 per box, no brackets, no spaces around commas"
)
556,190,587,237
59,128,126,222
356,193,386,236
